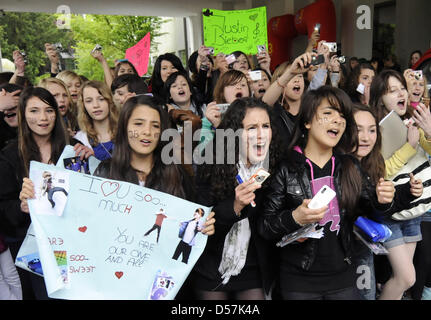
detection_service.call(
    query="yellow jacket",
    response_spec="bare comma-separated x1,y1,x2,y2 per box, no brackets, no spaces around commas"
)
385,128,431,179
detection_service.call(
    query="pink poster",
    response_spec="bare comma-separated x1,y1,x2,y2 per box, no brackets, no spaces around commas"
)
125,32,151,76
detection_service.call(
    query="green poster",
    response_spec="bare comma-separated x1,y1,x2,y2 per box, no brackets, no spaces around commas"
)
202,7,268,55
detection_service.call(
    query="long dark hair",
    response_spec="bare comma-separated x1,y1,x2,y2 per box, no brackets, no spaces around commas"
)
150,53,185,101
198,97,283,203
345,62,375,103
288,86,361,215
352,104,386,184
17,87,69,176
109,95,187,198
369,69,408,122
114,61,138,78
163,71,204,117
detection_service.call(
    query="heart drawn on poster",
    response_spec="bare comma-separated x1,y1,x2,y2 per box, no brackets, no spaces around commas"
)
101,181,120,197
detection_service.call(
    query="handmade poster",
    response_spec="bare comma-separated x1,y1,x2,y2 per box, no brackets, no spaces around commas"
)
125,32,151,76
16,146,100,276
202,7,268,55
26,161,211,300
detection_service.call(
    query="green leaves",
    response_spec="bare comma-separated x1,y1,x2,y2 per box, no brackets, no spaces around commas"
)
0,12,165,83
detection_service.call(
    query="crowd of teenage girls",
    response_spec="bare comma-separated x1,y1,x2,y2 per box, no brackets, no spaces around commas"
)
0,32,430,301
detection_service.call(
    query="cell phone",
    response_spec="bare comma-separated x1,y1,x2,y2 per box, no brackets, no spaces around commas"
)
257,45,266,55
206,47,214,55
314,23,321,33
323,42,337,53
216,104,230,114
248,70,262,81
308,185,336,210
225,54,236,65
310,54,325,66
356,83,365,95
249,169,270,187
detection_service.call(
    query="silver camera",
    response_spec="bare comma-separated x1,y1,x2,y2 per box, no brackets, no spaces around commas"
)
92,44,102,53
337,56,346,64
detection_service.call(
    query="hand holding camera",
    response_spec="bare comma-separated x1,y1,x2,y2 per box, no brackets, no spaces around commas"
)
12,50,26,75
205,101,222,128
45,43,60,62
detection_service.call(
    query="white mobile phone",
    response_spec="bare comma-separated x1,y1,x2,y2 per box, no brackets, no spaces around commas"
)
248,70,262,81
257,45,266,55
225,54,236,65
308,185,336,210
356,83,365,95
216,104,230,114
249,168,270,187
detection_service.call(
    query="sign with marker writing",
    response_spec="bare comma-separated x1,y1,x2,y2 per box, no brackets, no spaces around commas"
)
125,32,151,76
26,161,210,300
202,7,268,55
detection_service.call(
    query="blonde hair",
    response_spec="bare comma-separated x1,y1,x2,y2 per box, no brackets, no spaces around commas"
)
271,61,292,84
77,81,119,145
56,70,82,86
38,77,75,113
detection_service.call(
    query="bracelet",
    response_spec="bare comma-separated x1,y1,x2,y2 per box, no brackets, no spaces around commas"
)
276,78,286,89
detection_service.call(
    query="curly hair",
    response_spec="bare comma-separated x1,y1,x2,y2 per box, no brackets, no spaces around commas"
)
198,97,284,203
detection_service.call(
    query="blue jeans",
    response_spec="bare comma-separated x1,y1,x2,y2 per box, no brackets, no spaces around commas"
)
354,251,376,300
383,217,422,249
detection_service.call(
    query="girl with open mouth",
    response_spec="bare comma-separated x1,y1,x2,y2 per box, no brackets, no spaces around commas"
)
74,81,119,161
351,104,424,300
262,52,315,147
92,96,215,289
370,69,431,300
199,70,251,152
193,97,283,300
149,53,186,103
56,70,82,106
249,69,271,100
404,69,429,115
164,71,205,118
260,86,396,300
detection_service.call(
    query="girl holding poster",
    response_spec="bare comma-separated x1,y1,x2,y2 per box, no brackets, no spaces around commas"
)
193,97,283,300
92,95,215,299
1,87,92,299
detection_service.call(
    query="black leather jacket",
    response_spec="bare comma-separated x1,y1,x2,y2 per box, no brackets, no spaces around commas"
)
259,151,393,271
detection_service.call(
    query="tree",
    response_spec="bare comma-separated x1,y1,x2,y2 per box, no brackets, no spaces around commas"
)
0,12,165,83
71,14,166,81
0,12,74,83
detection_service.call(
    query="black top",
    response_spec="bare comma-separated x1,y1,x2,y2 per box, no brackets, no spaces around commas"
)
192,174,277,295
281,158,355,292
